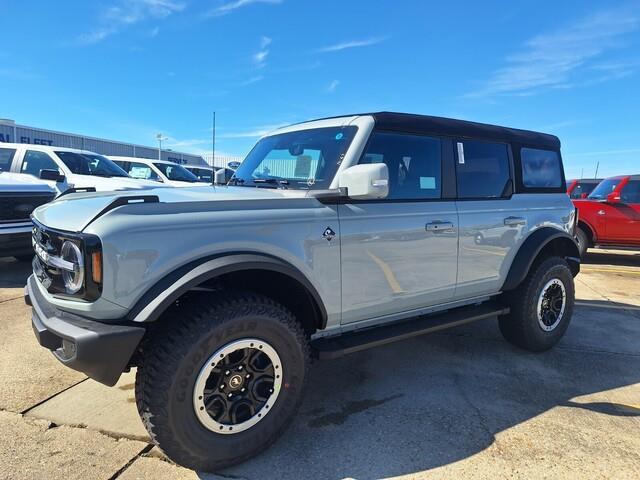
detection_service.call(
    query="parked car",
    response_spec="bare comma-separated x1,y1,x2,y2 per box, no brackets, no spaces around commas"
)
27,112,579,472
0,172,55,260
0,143,159,194
567,178,602,199
184,164,235,184
573,174,640,255
109,156,200,187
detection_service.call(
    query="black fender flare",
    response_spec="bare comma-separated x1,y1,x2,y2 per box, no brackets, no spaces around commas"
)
127,253,328,328
501,228,580,292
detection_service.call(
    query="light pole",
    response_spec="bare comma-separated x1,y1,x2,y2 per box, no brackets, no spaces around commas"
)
155,133,168,160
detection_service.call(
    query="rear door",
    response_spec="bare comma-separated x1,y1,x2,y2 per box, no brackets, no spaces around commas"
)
454,139,523,299
339,131,459,324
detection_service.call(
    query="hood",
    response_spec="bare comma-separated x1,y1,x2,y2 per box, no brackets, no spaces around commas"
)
0,172,56,193
67,175,161,190
32,185,307,232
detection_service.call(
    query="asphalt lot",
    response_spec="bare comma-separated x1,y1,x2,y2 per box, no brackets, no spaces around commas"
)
0,250,639,480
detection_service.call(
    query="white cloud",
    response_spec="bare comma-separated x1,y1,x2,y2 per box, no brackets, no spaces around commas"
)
205,0,282,18
326,80,340,93
240,75,264,85
252,36,271,68
316,36,388,53
467,7,639,98
219,124,287,138
76,0,185,45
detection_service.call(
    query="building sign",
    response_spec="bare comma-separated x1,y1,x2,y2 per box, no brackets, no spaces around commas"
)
0,133,54,145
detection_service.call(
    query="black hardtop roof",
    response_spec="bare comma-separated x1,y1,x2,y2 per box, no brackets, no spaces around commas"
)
305,112,561,149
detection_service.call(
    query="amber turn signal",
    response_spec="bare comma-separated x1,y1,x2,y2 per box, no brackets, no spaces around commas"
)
91,252,102,284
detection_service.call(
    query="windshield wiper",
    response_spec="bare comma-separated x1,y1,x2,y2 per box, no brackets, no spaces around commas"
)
253,178,289,189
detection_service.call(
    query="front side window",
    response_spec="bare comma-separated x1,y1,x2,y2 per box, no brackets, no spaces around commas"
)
154,162,199,182
232,126,358,190
126,161,160,181
21,150,59,177
55,151,129,177
521,148,562,188
621,180,640,204
456,141,511,199
588,179,621,200
358,131,442,200
0,147,16,171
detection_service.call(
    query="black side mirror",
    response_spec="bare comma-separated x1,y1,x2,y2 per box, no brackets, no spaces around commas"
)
40,169,65,182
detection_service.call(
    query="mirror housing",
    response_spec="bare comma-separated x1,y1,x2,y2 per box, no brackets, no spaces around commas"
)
214,168,227,185
40,169,65,182
606,192,621,204
338,163,389,200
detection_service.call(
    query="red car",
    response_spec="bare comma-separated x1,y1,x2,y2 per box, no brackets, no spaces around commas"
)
567,178,602,199
573,175,640,255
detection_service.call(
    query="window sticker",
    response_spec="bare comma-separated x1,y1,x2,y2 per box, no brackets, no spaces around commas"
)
457,142,465,164
335,132,344,140
420,176,436,189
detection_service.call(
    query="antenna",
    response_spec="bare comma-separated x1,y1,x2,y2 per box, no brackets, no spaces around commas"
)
212,111,216,186
580,168,583,180
594,161,599,179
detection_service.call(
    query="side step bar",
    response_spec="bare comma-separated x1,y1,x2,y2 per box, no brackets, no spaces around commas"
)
312,301,509,360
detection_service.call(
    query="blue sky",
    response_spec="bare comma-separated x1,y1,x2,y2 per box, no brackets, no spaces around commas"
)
1,0,639,178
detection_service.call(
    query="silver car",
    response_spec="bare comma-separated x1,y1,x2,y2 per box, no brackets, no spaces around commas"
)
26,112,579,471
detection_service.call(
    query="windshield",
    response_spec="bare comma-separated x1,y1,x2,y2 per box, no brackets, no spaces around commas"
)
154,162,199,182
56,151,129,177
588,179,620,199
231,126,358,189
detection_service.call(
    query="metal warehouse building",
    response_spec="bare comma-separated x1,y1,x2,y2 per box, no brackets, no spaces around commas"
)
0,119,206,165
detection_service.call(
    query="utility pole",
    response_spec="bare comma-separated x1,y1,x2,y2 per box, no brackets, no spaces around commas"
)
155,133,167,161
212,112,216,186
594,161,600,179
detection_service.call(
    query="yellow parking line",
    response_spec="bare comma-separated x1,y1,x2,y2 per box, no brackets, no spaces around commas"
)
366,251,405,294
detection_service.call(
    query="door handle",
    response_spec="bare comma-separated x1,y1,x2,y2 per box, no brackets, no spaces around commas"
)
504,216,526,227
426,221,455,232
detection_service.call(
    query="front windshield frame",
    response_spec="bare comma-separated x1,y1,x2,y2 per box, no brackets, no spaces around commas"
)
153,162,199,182
588,179,620,200
55,151,129,177
231,126,359,190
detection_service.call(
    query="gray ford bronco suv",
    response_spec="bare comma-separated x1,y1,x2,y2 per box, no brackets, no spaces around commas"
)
26,112,580,471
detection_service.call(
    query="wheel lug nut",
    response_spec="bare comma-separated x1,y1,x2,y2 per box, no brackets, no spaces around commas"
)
228,393,233,398
245,374,250,379
240,387,246,392
225,370,230,375
220,384,225,389
238,366,243,371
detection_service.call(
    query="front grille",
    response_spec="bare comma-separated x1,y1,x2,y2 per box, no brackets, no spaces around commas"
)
0,193,55,223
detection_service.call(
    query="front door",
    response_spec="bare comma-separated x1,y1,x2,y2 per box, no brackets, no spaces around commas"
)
339,131,458,324
605,179,640,245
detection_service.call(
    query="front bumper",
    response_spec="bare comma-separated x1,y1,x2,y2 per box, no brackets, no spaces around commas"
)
26,275,145,386
0,226,32,257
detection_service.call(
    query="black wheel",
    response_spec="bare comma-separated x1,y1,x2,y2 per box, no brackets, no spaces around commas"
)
575,227,589,257
499,256,574,352
135,292,310,472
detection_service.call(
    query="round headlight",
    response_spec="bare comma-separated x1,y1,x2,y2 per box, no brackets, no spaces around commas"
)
61,241,84,294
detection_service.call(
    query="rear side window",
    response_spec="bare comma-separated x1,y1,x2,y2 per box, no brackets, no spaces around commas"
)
569,181,598,199
456,141,510,199
359,131,442,200
21,150,59,177
621,180,640,204
126,161,160,181
521,148,562,188
0,147,16,171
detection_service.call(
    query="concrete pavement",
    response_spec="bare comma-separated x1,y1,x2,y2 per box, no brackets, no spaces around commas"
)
0,250,639,479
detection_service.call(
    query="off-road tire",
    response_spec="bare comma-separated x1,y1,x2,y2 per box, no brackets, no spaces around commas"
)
135,292,310,472
575,227,589,257
499,257,574,352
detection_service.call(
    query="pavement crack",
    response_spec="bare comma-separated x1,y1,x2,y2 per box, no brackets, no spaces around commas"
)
20,377,89,415
109,444,153,480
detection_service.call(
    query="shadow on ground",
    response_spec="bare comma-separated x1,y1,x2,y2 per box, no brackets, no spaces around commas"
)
206,302,640,479
0,257,32,289
583,250,640,267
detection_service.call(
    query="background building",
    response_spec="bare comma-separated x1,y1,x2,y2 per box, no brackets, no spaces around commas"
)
202,153,244,169
0,119,206,165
